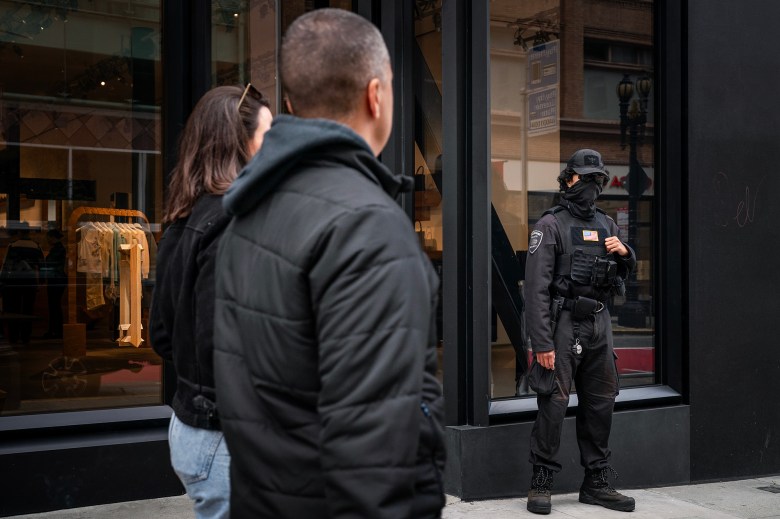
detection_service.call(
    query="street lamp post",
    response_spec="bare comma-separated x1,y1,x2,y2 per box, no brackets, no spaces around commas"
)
616,73,651,328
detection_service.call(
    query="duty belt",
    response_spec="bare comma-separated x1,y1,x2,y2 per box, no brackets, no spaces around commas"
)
551,295,606,326
559,296,605,315
553,296,606,355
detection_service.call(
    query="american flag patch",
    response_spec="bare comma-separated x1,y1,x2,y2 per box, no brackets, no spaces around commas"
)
582,230,599,242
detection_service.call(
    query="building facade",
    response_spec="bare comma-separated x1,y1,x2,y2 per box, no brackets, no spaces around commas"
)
1,0,779,515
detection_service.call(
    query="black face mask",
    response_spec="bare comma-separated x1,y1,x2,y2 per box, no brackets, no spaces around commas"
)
561,179,603,219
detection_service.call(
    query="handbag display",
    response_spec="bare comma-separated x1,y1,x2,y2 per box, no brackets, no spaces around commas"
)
416,220,426,249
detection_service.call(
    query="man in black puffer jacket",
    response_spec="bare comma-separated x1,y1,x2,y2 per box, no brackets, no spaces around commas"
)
213,9,445,519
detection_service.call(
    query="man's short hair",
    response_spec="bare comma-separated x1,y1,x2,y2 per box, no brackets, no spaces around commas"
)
280,8,390,119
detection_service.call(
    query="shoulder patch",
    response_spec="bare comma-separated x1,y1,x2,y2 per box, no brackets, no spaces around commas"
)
529,230,543,254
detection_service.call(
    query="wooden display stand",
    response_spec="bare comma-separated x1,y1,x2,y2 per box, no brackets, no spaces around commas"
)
117,242,144,347
64,207,150,357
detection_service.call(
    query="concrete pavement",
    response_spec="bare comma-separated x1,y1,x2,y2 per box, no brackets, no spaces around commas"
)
444,476,780,518
8,475,780,518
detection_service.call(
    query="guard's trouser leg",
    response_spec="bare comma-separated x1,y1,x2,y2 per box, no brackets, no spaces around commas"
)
529,309,619,472
529,310,578,472
574,309,619,471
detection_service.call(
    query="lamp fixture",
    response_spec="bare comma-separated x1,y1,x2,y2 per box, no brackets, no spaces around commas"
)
617,71,652,148
414,0,438,19
617,74,634,103
214,0,242,32
614,71,653,327
414,0,441,31
509,8,560,51
636,74,652,98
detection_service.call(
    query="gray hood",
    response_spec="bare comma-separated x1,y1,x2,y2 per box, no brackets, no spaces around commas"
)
223,114,412,216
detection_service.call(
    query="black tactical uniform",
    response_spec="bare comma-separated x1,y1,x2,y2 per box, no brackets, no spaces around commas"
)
525,149,636,515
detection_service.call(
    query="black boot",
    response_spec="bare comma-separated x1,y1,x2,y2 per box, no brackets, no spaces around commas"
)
579,467,635,512
527,465,554,515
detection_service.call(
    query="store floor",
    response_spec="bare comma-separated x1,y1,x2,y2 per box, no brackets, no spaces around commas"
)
0,334,162,416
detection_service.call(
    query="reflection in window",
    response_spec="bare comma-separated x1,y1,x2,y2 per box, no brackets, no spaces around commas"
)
0,0,163,415
211,1,358,115
213,0,279,114
413,0,444,384
488,0,655,399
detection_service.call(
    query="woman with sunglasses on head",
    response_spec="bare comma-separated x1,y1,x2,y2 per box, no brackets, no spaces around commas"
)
150,84,272,519
523,149,636,515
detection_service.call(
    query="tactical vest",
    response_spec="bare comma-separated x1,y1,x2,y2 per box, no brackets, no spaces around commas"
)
544,206,618,289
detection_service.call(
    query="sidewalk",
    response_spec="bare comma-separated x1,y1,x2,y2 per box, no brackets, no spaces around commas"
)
9,476,780,518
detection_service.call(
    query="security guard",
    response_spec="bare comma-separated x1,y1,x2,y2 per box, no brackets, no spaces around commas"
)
524,149,636,515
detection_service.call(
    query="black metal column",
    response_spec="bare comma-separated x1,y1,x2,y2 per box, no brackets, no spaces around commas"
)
656,0,686,397
377,0,415,218
442,0,491,426
0,109,21,221
162,0,211,190
354,0,379,21
161,0,211,404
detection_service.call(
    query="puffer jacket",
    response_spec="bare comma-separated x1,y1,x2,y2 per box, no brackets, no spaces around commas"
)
213,115,445,519
150,195,231,429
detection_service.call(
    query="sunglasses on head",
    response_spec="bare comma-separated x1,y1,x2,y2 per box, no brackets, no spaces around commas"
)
237,83,267,111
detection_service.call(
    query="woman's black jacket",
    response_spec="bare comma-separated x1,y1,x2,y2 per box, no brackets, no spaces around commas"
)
150,194,230,429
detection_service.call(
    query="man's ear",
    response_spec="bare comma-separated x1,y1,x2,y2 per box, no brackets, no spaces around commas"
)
367,77,381,120
284,98,294,114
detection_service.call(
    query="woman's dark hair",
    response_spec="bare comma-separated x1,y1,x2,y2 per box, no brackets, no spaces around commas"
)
557,167,577,192
164,85,270,223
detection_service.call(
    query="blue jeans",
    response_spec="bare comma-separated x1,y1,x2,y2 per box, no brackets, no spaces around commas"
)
169,414,230,519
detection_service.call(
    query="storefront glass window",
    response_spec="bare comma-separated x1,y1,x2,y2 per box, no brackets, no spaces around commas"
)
0,0,163,415
413,1,444,384
211,0,445,382
212,0,278,113
212,0,355,112
488,0,655,399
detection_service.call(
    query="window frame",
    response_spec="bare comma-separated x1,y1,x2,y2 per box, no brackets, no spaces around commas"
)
439,0,684,426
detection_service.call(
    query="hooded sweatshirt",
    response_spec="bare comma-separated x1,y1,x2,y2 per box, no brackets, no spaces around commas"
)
213,115,445,519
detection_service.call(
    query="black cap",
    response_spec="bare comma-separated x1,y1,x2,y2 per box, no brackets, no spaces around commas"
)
567,149,608,177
